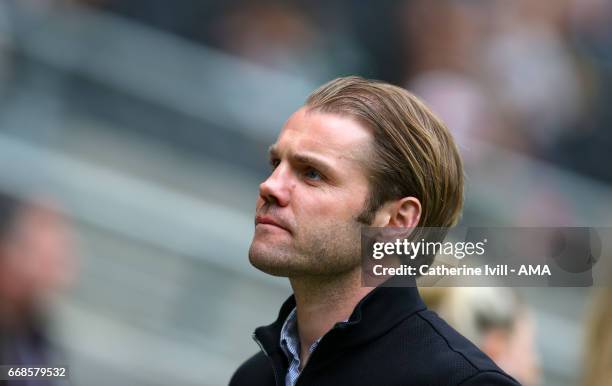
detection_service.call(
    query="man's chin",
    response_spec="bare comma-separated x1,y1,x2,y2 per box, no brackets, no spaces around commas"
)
248,244,303,277
250,263,298,278
248,240,361,278
249,252,287,277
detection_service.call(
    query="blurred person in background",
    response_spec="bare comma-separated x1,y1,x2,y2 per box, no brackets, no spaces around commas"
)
402,0,591,227
0,191,76,386
479,0,583,157
421,287,541,386
581,286,612,386
209,1,332,80
553,0,612,183
231,76,519,386
402,0,522,155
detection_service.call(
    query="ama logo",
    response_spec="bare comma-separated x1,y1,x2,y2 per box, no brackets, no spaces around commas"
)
518,265,551,276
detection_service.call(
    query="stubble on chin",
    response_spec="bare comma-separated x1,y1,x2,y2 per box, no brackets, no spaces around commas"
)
248,221,362,278
248,239,297,277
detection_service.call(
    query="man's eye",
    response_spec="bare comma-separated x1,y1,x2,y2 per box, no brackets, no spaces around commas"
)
304,168,322,181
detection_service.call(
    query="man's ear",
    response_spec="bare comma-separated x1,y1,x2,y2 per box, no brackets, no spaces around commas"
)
387,197,421,228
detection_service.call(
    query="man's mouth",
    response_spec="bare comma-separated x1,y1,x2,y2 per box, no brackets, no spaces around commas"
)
255,215,290,233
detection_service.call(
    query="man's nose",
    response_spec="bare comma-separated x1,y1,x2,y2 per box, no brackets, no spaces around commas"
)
259,166,291,207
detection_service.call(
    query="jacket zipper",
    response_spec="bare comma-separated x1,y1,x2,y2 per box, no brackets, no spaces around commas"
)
252,332,281,386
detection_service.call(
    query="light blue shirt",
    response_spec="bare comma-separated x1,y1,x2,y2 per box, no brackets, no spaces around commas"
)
279,307,350,386
279,308,322,386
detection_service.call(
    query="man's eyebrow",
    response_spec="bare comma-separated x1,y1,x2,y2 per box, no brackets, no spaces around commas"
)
267,145,335,174
293,153,334,174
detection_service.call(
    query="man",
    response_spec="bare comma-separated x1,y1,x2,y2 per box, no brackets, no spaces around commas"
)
230,76,520,386
0,192,75,386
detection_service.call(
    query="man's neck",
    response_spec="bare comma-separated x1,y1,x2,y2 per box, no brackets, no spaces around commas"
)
288,268,374,368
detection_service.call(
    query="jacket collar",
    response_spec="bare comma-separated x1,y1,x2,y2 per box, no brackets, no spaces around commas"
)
254,276,426,357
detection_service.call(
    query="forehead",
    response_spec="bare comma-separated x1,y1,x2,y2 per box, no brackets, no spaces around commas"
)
273,107,372,159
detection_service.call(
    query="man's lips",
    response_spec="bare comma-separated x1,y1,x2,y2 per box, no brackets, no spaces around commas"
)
255,215,290,233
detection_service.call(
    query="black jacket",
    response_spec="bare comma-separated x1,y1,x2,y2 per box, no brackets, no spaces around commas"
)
230,283,521,386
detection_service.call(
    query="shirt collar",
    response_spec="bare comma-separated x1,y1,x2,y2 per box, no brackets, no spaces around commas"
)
255,276,424,357
279,307,322,365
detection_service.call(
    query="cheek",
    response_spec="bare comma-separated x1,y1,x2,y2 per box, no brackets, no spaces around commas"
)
296,187,368,221
25,226,76,289
335,187,370,218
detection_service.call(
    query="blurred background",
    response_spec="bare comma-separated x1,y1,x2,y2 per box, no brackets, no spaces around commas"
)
0,0,611,385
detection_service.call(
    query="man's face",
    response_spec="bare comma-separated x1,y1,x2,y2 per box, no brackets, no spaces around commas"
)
0,203,76,305
249,107,374,277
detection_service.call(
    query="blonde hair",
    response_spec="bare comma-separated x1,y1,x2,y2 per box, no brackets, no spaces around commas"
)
421,287,522,345
582,288,612,386
306,76,464,228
